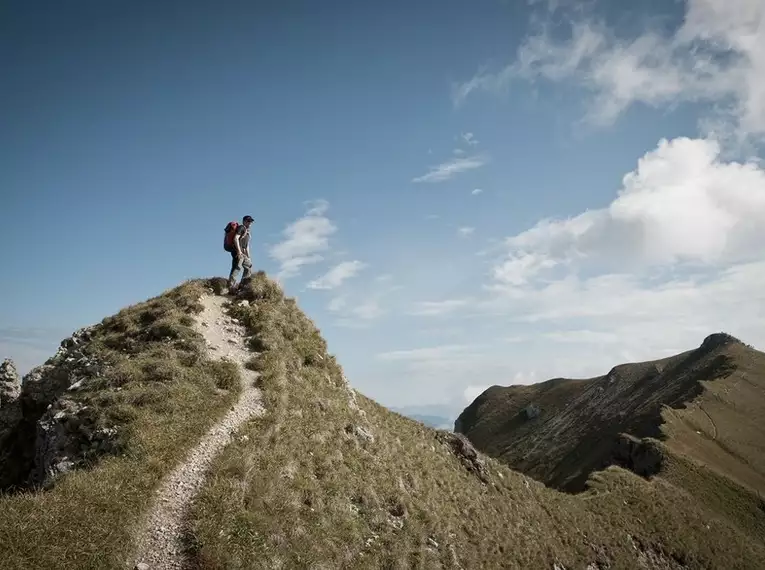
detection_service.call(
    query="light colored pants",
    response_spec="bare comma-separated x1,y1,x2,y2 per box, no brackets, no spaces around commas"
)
228,252,252,289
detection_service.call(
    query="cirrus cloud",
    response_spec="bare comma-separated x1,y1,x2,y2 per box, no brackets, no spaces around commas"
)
307,260,367,290
454,0,765,145
269,200,336,280
412,155,489,183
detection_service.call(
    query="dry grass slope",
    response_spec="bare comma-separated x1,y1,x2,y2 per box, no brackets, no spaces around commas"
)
0,280,241,570
188,272,765,570
455,334,765,549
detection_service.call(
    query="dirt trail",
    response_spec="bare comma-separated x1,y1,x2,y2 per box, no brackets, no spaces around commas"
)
699,403,718,440
132,293,263,570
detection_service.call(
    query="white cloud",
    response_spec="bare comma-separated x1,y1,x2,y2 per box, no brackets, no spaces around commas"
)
333,297,387,328
269,200,337,280
352,300,385,320
543,330,620,344
377,344,477,362
463,384,491,403
328,296,347,312
412,155,488,183
495,262,765,329
331,1,765,411
455,0,765,144
502,336,526,343
461,132,479,146
490,136,765,288
457,226,475,237
471,188,483,195
380,134,765,409
409,298,474,316
453,148,466,156
307,260,367,290
452,65,516,108
493,251,559,286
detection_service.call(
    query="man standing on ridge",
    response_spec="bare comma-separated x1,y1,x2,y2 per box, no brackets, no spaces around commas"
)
225,214,254,294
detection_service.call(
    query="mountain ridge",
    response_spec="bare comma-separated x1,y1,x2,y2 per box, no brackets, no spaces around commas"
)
1,273,764,569
455,331,765,543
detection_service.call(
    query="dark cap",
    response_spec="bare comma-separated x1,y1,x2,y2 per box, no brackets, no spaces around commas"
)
243,215,254,223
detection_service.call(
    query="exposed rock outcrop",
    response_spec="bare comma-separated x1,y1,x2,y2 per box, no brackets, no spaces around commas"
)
0,358,21,406
612,433,665,478
524,403,540,420
437,431,490,483
0,359,23,488
32,398,121,488
21,325,100,410
0,324,117,490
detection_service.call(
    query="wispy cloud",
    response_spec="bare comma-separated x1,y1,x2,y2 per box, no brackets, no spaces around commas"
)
333,299,387,329
471,188,483,195
0,326,72,349
328,296,347,312
409,298,474,316
0,326,73,377
329,277,402,327
543,330,620,344
269,200,336,280
377,344,477,362
461,132,479,146
307,260,367,290
412,155,488,183
458,226,475,237
352,300,384,320
463,384,491,403
453,0,765,145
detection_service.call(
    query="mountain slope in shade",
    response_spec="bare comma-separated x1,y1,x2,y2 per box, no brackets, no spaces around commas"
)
455,333,765,539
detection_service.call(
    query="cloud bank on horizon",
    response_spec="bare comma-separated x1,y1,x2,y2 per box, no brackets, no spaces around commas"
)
270,0,765,412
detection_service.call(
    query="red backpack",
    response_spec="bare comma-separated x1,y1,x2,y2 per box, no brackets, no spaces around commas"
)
223,221,240,252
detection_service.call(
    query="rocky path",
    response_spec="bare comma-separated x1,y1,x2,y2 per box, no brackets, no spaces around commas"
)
698,403,718,440
132,293,263,570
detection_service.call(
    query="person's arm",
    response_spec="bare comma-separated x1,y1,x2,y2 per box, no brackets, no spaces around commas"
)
234,228,244,258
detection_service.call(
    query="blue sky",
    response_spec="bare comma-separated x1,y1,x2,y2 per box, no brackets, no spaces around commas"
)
2,0,764,421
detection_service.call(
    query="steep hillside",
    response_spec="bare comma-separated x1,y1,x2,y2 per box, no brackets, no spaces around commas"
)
2,273,765,569
0,280,242,569
455,335,765,539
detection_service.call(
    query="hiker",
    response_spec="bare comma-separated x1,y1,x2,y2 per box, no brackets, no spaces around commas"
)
224,215,254,293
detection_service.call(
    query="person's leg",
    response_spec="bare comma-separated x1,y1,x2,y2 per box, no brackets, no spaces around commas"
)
241,256,253,282
228,252,242,291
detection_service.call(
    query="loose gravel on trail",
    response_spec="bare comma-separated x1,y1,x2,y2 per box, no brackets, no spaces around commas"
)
132,293,263,570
